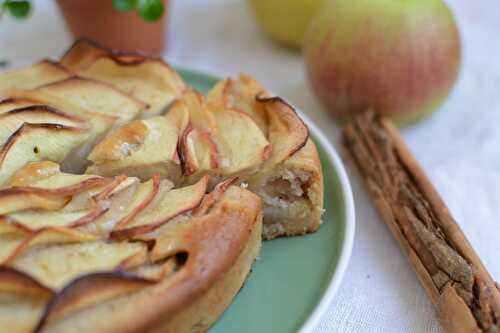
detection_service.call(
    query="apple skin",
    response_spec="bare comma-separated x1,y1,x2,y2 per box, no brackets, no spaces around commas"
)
304,0,461,125
247,0,327,48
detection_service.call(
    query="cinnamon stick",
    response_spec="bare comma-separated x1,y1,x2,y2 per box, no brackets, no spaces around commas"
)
342,111,500,333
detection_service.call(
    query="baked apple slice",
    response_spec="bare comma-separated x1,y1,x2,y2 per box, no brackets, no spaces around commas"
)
172,90,219,180
0,162,111,215
207,101,271,177
0,98,36,114
59,38,110,71
178,88,270,184
0,105,86,145
10,239,148,289
255,96,309,166
35,272,156,330
88,175,163,236
87,116,182,182
0,267,53,297
5,160,61,186
38,77,147,125
175,89,270,185
7,88,116,127
0,123,91,186
3,89,119,173
0,162,137,234
6,89,117,137
0,290,50,333
0,189,69,216
62,173,131,210
0,227,99,264
0,178,115,219
110,175,208,240
5,162,108,194
180,125,219,180
0,60,70,93
60,38,186,116
0,209,105,235
0,268,54,333
207,73,269,133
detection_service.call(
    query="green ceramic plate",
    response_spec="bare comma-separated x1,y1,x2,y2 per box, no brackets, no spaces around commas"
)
177,68,355,333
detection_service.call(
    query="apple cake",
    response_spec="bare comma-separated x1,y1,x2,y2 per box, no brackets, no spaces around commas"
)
0,38,325,332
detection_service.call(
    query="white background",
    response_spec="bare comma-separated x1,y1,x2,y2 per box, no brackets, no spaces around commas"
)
1,1,499,332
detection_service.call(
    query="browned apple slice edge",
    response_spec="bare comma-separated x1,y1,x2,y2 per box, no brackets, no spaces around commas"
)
110,176,209,240
0,266,53,297
34,271,156,332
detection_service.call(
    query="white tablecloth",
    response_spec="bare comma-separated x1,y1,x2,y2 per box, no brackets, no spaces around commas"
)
1,1,499,332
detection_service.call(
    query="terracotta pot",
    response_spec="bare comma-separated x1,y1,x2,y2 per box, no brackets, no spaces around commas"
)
57,0,168,55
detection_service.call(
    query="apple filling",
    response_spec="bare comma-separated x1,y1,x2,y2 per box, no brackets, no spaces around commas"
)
256,169,316,239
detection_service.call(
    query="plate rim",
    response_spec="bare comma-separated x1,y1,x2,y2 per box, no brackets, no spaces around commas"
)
174,65,356,333
295,110,356,333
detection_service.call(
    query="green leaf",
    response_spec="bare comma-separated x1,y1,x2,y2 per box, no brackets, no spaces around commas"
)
137,0,164,22
112,0,137,12
4,0,31,19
